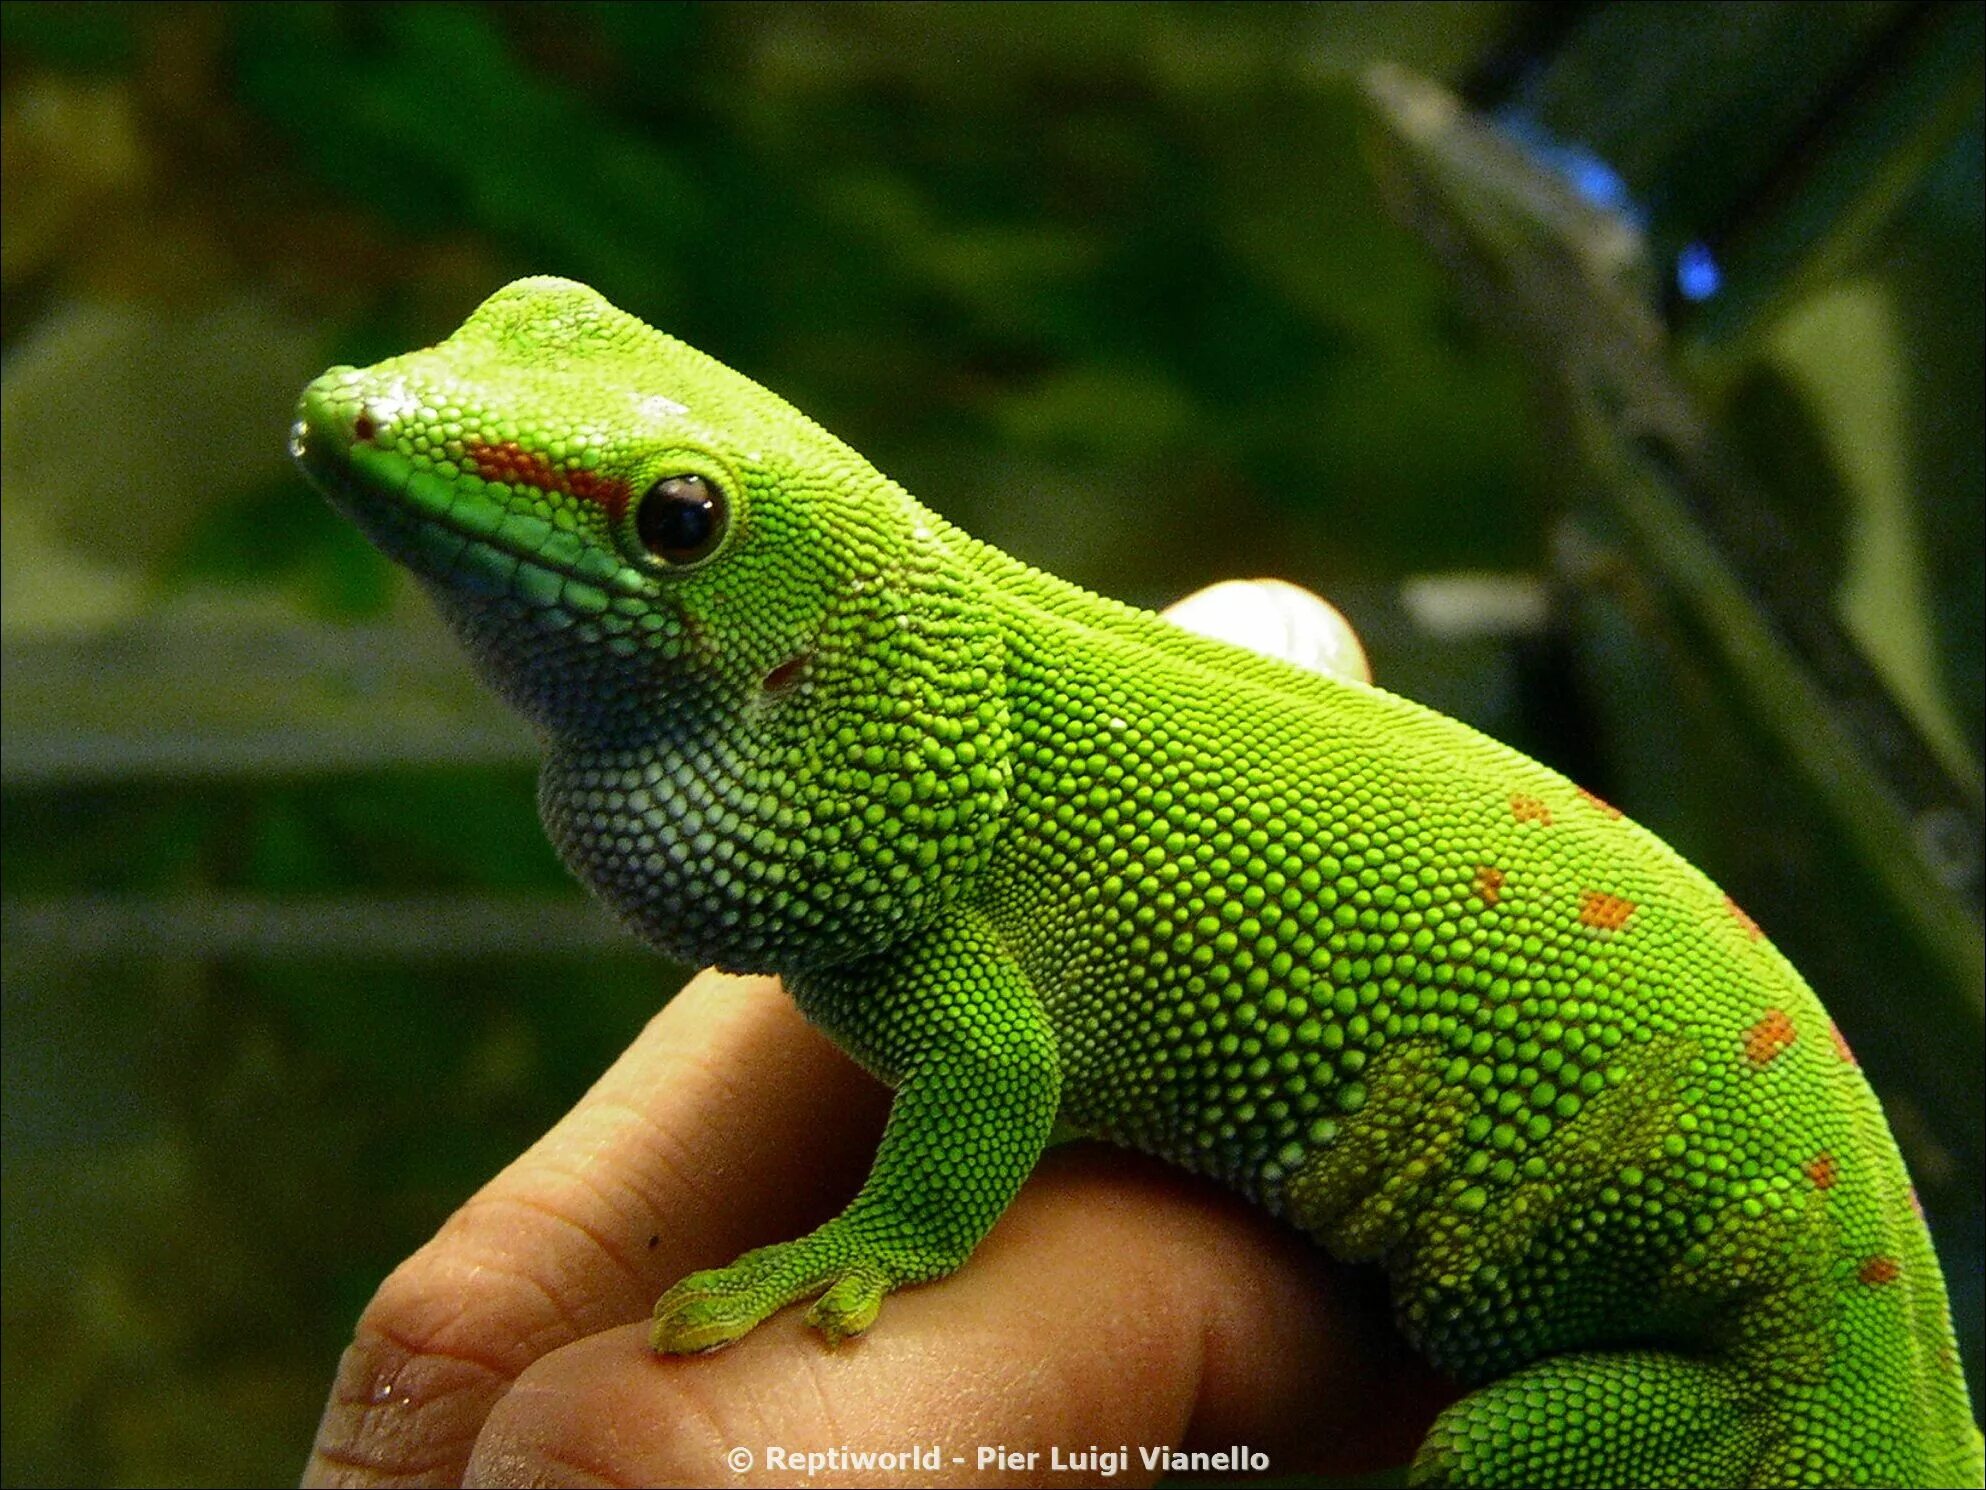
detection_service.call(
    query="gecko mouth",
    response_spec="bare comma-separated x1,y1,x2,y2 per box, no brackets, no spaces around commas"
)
291,411,642,600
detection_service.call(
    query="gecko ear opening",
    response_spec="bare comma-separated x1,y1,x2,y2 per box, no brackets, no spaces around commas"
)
635,473,728,566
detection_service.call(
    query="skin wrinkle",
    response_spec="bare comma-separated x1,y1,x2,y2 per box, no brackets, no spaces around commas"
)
1190,1209,1287,1431
612,1091,770,1243
569,985,880,1288
321,1318,564,1484
455,1197,642,1352
1193,1278,1300,1459
338,1328,506,1404
316,1336,505,1481
311,1441,465,1486
315,1235,607,1483
621,1127,866,1284
982,1173,1186,1444
624,1060,888,1259
971,1165,1248,1466
364,1286,538,1383
406,1235,592,1364
795,1334,854,1466
1063,1166,1224,1462
610,984,887,1213
629,1018,770,1120
500,1449,620,1490
510,1091,677,1187
451,1168,701,1327
312,1403,470,1480
471,1368,645,1490
312,1434,467,1486
528,1087,755,1253
609,1338,750,1483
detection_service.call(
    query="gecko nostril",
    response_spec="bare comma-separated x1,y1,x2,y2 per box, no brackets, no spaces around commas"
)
353,410,377,442
763,654,809,693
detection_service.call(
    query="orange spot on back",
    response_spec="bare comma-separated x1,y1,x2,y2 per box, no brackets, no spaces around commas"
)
1578,890,1636,931
1857,1255,1900,1286
1475,866,1505,906
1804,1153,1837,1189
1724,895,1762,940
1744,1009,1798,1065
1577,786,1623,818
1510,794,1553,826
1828,1021,1859,1067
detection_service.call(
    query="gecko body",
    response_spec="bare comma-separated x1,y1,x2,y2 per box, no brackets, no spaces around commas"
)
294,278,1981,1487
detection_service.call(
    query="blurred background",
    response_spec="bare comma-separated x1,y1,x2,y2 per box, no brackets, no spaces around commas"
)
2,4,1979,1483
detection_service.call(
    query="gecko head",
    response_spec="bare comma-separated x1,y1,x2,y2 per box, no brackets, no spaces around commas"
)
292,277,971,747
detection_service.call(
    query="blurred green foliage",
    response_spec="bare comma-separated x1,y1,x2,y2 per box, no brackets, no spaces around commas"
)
2,4,1978,1484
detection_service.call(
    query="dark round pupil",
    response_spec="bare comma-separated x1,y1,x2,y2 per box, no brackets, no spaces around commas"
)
637,474,724,562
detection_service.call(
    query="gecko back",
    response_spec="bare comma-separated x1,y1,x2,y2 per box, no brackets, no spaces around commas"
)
971,556,1983,1486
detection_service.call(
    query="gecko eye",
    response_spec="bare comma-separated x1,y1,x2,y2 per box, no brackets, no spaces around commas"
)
635,474,727,565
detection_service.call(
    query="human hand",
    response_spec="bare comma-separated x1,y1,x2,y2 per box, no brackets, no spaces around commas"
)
304,971,1451,1488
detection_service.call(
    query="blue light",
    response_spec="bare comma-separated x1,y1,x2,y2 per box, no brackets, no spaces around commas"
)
1493,112,1647,229
1559,152,1634,216
1675,241,1723,301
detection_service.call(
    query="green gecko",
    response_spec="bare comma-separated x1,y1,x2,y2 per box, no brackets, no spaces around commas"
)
292,277,1982,1488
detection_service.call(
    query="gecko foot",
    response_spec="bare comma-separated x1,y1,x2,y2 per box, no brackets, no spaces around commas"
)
648,1229,898,1354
